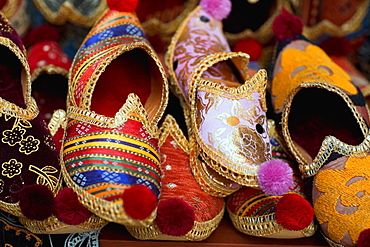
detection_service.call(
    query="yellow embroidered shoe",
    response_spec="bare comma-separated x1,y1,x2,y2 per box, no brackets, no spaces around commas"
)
271,10,370,247
166,0,271,197
228,119,316,239
126,115,225,241
62,0,168,227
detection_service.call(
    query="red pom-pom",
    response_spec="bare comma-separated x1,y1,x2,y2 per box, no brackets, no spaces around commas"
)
275,193,314,231
357,229,370,247
200,0,232,21
321,37,352,57
272,8,303,41
19,184,55,221
54,188,92,225
28,25,60,46
233,39,263,61
122,185,157,220
0,0,7,10
107,0,138,12
156,198,195,236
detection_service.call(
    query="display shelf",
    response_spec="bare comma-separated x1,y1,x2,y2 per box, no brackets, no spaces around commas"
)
99,214,329,247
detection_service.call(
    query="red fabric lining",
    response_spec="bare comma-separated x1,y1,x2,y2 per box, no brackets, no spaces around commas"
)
90,49,151,118
289,88,363,159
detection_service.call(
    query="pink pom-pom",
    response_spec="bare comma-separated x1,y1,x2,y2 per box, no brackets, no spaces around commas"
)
200,0,232,21
272,8,303,41
357,229,370,247
257,160,293,196
156,198,195,236
122,185,158,220
275,193,314,231
54,188,92,225
19,184,55,221
107,0,138,12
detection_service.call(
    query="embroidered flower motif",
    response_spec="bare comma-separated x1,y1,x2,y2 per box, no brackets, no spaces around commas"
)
2,126,25,146
44,134,56,151
19,136,40,155
0,179,4,193
2,159,23,178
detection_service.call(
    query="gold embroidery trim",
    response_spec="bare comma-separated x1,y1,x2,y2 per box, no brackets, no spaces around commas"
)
126,206,225,241
0,218,42,247
281,82,370,177
48,109,67,136
302,0,370,40
31,65,69,83
227,207,316,237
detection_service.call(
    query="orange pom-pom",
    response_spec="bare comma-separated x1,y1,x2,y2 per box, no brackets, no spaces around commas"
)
107,0,138,12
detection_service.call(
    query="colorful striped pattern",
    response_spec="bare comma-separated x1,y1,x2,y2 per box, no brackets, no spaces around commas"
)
70,10,148,106
63,118,161,202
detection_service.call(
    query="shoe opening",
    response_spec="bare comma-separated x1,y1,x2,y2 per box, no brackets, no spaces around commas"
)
90,48,163,119
289,88,364,161
0,45,26,108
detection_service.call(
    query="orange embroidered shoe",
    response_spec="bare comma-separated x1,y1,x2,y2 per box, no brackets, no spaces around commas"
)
0,12,62,223
227,119,316,239
126,115,225,241
271,10,370,247
62,0,168,227
166,0,271,197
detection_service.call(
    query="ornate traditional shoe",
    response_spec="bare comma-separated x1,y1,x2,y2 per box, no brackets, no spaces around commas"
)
32,0,107,27
0,0,30,37
271,10,370,247
126,115,225,241
166,0,271,196
228,119,316,239
0,12,62,223
27,24,71,123
62,0,168,227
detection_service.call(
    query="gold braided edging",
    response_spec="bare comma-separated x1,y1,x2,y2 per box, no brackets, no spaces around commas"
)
158,115,189,153
33,0,107,28
126,206,225,241
224,0,293,45
322,233,345,247
19,213,107,234
141,0,198,42
227,207,316,238
281,82,370,177
48,109,67,136
0,37,39,120
31,65,69,83
302,0,370,41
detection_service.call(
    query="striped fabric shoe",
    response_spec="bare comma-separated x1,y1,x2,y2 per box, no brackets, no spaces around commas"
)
62,0,168,227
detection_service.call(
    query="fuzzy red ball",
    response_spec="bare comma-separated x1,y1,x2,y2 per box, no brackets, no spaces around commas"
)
107,0,138,12
54,187,92,225
275,193,314,231
28,24,60,46
321,37,352,57
19,184,55,221
272,8,303,41
156,198,195,236
122,185,157,220
357,229,370,247
233,39,263,61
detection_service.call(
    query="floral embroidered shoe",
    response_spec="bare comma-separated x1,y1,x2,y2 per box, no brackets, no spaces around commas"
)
62,0,168,227
126,115,225,241
0,12,62,223
271,10,370,247
228,119,316,239
166,0,271,196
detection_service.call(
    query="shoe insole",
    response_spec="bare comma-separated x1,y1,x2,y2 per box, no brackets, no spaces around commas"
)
91,49,151,118
289,88,363,160
0,46,25,108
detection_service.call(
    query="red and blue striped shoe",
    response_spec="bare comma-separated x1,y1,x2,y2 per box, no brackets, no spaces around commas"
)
62,0,168,227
